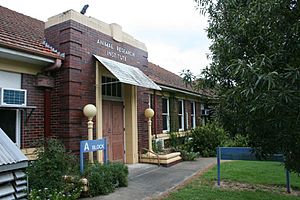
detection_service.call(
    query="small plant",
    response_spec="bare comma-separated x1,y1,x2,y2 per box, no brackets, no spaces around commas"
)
109,162,129,187
191,122,229,157
27,139,82,199
179,149,200,161
27,139,79,190
83,162,129,197
226,134,249,147
29,184,82,200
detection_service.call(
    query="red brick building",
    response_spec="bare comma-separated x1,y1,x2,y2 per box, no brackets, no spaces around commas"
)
0,6,209,163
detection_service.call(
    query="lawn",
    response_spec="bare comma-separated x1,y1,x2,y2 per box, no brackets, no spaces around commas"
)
163,161,300,200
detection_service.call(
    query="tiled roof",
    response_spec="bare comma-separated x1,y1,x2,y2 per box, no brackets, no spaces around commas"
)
146,62,193,90
142,62,211,97
0,6,63,59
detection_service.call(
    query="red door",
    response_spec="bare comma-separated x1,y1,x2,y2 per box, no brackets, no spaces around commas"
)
102,101,124,162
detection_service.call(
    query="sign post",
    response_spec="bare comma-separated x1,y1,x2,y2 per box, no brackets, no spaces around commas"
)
80,138,107,173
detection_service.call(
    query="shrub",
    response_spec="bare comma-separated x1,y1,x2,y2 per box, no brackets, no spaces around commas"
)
83,162,128,196
226,134,249,147
109,162,129,187
191,123,229,157
168,132,185,149
179,149,200,161
27,139,79,191
27,139,81,199
29,182,82,200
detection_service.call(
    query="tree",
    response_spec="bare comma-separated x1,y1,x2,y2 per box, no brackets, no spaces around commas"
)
180,69,196,87
195,0,300,172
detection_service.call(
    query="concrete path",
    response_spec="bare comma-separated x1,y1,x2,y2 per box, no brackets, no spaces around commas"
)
86,157,216,200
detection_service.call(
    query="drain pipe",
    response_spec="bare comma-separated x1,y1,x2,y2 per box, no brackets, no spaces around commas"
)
153,90,157,139
43,58,62,72
43,58,62,138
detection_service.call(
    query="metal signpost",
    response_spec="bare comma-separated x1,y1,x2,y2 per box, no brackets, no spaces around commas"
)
80,138,107,173
217,147,291,193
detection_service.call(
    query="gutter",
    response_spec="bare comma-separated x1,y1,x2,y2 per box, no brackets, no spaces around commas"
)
43,58,62,71
158,84,206,98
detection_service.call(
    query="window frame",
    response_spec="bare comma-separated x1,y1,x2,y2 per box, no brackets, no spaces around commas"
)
178,99,184,131
0,109,21,147
191,101,196,129
101,76,123,101
162,97,170,133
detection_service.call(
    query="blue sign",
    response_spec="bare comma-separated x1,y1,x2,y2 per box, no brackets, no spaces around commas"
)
80,138,107,173
80,139,106,153
216,147,290,193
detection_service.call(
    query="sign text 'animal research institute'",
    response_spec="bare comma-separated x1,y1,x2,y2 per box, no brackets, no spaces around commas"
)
97,39,135,62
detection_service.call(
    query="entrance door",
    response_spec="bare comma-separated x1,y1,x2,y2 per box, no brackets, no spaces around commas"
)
102,101,124,162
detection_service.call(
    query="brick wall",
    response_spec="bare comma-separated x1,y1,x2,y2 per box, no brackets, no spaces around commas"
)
137,87,150,151
22,74,45,148
45,20,148,153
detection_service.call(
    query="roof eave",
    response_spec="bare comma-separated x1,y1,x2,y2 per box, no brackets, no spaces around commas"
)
157,84,206,98
0,41,64,60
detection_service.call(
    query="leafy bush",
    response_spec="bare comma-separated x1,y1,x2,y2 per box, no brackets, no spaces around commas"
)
109,162,129,187
29,183,82,200
226,134,249,147
83,162,128,196
168,132,185,149
167,132,199,161
179,149,200,161
27,139,79,189
191,123,229,157
27,139,81,199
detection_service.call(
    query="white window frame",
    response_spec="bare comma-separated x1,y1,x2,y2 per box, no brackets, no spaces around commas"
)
162,97,170,133
201,104,206,125
191,101,196,129
0,71,22,147
15,109,21,147
178,100,184,131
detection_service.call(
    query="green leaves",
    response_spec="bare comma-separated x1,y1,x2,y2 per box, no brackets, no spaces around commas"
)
195,0,300,172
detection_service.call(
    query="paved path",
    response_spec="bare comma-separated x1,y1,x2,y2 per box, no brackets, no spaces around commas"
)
86,157,216,200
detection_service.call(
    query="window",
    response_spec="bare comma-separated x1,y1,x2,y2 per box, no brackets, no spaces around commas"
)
178,100,184,131
191,101,196,129
149,94,153,109
201,104,206,125
0,71,21,147
102,76,122,98
0,109,21,146
162,98,170,132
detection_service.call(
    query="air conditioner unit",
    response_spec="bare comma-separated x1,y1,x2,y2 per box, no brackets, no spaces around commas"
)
0,88,27,106
154,138,165,149
201,109,209,116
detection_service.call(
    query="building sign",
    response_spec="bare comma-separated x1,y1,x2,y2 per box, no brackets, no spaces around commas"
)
80,138,107,173
97,39,135,62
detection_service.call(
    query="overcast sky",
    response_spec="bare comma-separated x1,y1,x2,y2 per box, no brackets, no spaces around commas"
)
0,0,211,76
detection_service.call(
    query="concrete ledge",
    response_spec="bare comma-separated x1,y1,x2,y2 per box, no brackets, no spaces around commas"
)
21,148,38,160
140,152,180,160
140,152,182,166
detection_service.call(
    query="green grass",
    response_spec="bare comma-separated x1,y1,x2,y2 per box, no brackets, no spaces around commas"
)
203,161,300,189
163,161,300,200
